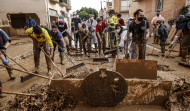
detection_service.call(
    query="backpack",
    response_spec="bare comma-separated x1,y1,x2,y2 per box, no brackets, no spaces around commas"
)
57,21,66,26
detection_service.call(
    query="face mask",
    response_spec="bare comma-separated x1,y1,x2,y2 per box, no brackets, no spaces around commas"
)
98,24,102,26
74,16,77,18
116,29,121,33
59,19,63,22
157,14,160,17
90,17,94,20
138,17,144,22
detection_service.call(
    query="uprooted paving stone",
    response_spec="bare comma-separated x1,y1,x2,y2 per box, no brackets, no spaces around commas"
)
6,84,77,111
157,64,175,71
166,78,190,111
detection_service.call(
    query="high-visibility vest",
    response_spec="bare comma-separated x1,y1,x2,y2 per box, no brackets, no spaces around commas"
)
108,15,118,29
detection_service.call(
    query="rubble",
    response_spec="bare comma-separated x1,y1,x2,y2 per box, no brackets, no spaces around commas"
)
6,84,77,110
166,78,190,111
157,64,175,71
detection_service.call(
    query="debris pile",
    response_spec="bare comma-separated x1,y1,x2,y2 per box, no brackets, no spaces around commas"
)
157,64,175,71
7,84,77,110
166,78,190,111
64,67,93,79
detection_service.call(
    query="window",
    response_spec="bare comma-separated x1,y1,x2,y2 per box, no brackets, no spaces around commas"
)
156,0,163,11
59,0,67,4
109,2,112,7
187,0,190,5
122,14,129,22
121,0,130,12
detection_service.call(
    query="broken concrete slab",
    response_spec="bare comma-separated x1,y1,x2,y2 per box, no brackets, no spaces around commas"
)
116,59,157,80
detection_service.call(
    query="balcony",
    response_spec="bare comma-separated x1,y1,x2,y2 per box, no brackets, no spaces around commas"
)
59,0,67,4
50,0,59,3
66,5,71,10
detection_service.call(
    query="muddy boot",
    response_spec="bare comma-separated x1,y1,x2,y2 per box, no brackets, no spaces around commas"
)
59,54,64,65
125,54,130,59
66,45,70,55
0,81,5,98
47,68,52,76
33,57,40,74
3,60,15,80
94,43,98,53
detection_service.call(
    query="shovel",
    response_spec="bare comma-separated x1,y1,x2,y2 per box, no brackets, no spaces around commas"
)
52,40,85,73
37,46,64,77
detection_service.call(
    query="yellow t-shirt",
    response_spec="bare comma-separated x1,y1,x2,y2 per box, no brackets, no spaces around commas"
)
108,15,118,29
25,27,54,48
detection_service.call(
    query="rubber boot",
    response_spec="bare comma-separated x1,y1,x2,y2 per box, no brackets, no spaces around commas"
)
59,54,64,65
33,57,40,74
66,45,70,54
47,68,52,76
3,61,15,80
0,81,5,98
94,43,98,53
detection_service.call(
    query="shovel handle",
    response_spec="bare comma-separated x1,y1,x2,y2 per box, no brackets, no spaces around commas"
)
52,40,75,65
0,64,51,80
5,53,29,72
38,46,64,77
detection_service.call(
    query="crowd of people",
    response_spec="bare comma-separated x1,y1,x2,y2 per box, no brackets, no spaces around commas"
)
0,9,190,97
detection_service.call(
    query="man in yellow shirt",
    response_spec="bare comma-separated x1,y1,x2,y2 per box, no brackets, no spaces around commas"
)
25,26,54,75
107,9,118,48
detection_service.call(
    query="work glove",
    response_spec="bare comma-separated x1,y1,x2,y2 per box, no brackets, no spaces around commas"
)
50,54,53,59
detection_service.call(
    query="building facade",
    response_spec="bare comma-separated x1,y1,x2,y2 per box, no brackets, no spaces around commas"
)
0,0,71,36
112,0,130,22
129,0,186,29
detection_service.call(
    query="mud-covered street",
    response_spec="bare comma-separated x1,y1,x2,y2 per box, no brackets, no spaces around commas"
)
0,36,190,110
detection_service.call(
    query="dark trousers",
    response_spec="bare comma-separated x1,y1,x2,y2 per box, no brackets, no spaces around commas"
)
132,41,146,60
53,40,64,53
33,41,51,69
160,40,166,54
97,34,106,54
75,32,82,53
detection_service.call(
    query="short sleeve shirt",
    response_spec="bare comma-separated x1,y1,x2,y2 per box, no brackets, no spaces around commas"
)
71,18,81,31
129,20,149,41
96,21,107,33
50,30,63,41
56,22,68,37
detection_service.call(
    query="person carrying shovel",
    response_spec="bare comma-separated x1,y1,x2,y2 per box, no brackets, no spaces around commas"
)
0,29,15,80
25,26,54,75
96,18,107,56
50,25,66,65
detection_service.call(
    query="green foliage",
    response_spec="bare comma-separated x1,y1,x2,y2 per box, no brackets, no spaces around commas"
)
181,6,189,15
76,7,98,20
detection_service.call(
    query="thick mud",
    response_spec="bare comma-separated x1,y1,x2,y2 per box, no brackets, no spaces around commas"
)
5,84,77,111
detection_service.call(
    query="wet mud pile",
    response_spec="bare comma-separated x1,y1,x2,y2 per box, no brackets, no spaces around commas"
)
157,64,175,71
7,84,77,110
166,78,190,111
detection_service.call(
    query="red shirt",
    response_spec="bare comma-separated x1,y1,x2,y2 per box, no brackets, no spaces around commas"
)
119,18,125,26
96,21,107,33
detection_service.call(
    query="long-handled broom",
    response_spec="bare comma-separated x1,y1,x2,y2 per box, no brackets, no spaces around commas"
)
52,40,85,73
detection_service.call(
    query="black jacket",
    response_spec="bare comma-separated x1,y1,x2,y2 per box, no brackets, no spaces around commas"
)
157,24,168,41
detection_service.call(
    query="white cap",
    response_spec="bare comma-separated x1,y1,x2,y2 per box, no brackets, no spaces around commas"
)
73,12,77,15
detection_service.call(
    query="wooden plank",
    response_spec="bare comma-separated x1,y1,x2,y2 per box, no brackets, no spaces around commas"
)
116,59,157,80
